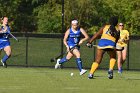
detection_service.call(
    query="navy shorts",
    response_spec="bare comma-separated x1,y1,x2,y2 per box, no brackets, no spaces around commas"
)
0,41,10,50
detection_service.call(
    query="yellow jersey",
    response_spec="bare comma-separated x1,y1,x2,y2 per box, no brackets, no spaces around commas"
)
117,29,129,47
98,25,119,49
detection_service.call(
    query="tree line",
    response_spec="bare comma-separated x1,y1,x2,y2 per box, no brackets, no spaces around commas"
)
0,0,139,35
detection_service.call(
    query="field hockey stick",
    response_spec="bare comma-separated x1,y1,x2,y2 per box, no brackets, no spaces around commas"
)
92,45,97,47
50,45,78,62
86,43,97,48
8,32,19,42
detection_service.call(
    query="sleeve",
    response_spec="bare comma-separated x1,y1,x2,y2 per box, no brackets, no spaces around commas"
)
125,30,129,40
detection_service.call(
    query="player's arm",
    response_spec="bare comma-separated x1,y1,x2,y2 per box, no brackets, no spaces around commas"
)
79,28,89,45
86,26,104,48
63,29,70,50
124,31,129,43
88,26,104,43
118,31,129,44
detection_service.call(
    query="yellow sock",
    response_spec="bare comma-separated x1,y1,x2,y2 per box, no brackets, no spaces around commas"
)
109,58,116,70
90,62,99,74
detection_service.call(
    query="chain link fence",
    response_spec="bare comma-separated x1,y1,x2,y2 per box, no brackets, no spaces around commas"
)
3,33,140,70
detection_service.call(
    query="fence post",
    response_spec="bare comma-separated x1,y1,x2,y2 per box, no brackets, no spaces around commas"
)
25,32,28,67
61,0,64,54
60,0,64,68
127,40,130,70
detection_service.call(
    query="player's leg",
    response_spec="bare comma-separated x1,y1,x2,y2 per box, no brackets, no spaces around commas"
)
116,46,127,73
117,50,123,73
55,51,73,69
88,49,105,79
60,52,73,63
107,49,116,79
72,48,87,75
1,46,11,68
0,49,2,58
57,45,77,64
122,46,127,65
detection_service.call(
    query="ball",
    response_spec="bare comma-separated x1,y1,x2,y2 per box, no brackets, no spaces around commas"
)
70,73,74,76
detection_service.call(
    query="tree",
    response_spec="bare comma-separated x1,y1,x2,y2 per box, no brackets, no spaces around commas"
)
105,0,140,35
33,0,62,33
0,0,21,31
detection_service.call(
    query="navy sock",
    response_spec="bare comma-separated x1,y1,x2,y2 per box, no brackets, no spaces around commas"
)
2,54,9,63
59,57,68,64
76,58,82,71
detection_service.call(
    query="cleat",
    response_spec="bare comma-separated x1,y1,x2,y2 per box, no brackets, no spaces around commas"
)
80,69,87,75
55,59,61,69
118,70,122,74
1,60,7,68
88,74,93,79
118,68,122,74
108,70,113,79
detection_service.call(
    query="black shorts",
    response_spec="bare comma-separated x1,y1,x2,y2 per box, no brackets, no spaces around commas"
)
102,48,115,51
116,44,124,51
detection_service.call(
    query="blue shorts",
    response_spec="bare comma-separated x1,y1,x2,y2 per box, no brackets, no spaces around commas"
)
0,41,10,50
67,43,80,50
98,39,116,49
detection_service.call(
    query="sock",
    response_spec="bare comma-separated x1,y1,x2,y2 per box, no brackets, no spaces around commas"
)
118,67,122,72
90,62,99,74
76,58,82,72
2,54,9,63
109,58,116,70
59,57,68,64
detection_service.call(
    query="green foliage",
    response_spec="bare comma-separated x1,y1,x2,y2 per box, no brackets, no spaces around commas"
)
0,0,139,35
0,0,21,31
33,0,62,33
105,0,140,35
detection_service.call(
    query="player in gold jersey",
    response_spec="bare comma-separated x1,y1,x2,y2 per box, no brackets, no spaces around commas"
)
86,16,120,79
116,23,129,73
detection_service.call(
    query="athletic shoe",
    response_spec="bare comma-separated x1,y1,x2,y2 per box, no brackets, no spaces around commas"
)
118,68,122,74
55,59,61,69
108,70,113,79
1,60,7,68
118,70,122,74
88,74,93,79
80,69,87,75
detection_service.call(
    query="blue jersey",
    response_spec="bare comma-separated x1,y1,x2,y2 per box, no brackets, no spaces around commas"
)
0,25,11,49
0,26,10,40
67,27,81,48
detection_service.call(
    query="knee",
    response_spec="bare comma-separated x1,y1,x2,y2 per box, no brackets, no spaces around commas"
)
95,59,101,64
122,56,126,61
5,49,12,56
7,52,11,57
122,59,126,62
110,58,116,62
75,53,80,58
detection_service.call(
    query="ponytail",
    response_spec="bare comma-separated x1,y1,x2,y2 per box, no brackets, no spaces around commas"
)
109,25,119,38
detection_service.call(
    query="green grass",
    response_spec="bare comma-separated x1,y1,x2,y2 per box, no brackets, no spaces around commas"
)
0,67,140,93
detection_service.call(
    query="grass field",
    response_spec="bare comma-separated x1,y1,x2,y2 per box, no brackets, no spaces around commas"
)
0,67,140,93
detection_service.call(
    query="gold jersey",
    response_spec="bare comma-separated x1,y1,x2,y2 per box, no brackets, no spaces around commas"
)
117,30,129,47
98,25,119,49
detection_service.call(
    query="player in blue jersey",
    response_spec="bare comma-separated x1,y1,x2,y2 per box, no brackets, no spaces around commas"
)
55,19,89,75
0,16,12,68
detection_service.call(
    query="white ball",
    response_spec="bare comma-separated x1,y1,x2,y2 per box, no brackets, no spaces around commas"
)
70,73,74,76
